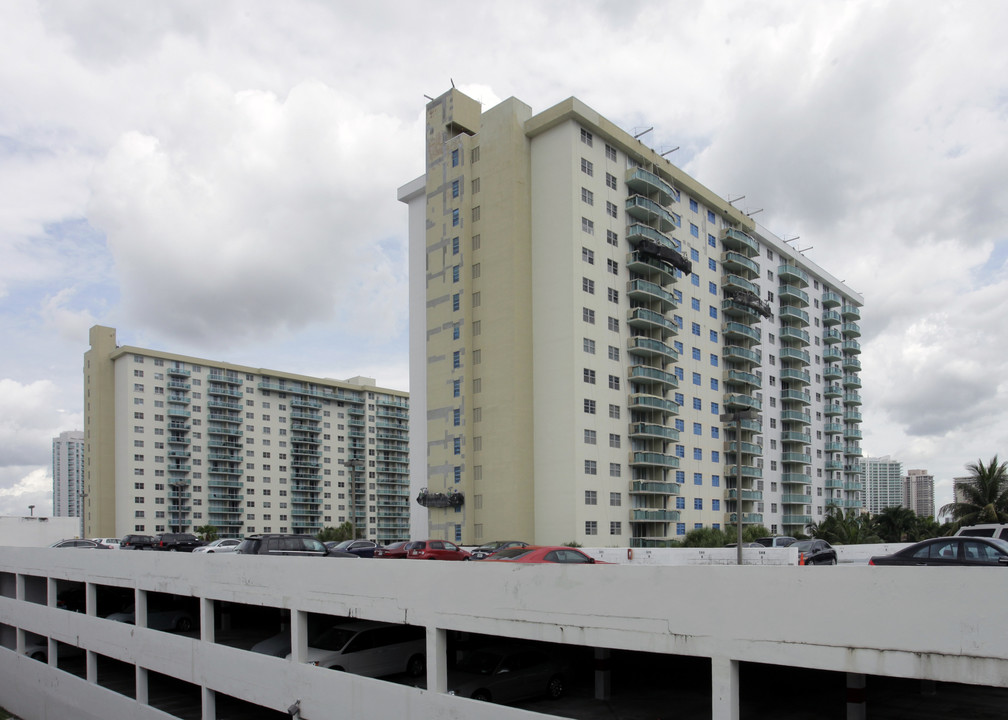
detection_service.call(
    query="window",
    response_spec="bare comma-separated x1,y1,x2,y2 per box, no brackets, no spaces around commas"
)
608,375,620,390
453,379,461,397
692,372,701,386
453,324,460,340
451,148,459,166
607,258,618,274
584,338,596,354
709,281,717,294
453,409,461,426
584,429,597,444
610,492,621,506
581,187,594,205
583,277,595,294
708,234,717,248
607,316,619,332
694,497,703,509
710,330,718,343
712,475,720,487
691,298,700,311
585,461,597,476
452,208,459,226
608,345,619,361
605,144,617,161
452,293,460,311
608,404,620,419
690,223,699,238
676,497,685,509
606,172,617,190
677,524,686,536
708,258,716,271
608,433,620,448
582,217,594,235
583,307,595,324
610,521,622,535
692,347,701,361
452,265,460,282
580,127,593,146
708,210,716,223
607,287,618,303
606,229,618,246
584,399,596,414
451,179,459,198
586,521,598,536
581,157,593,176
452,351,460,369
606,201,618,219
584,368,596,384
610,463,621,477
693,448,702,461
689,199,698,212
582,247,594,264
691,322,700,336
453,437,461,455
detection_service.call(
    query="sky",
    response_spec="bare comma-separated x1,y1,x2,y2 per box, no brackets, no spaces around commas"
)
1,0,1006,519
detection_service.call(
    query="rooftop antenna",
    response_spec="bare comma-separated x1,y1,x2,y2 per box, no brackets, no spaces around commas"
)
450,78,455,88
785,235,800,244
660,146,680,157
746,208,764,217
423,94,434,101
633,127,653,139
797,246,813,253
728,195,745,206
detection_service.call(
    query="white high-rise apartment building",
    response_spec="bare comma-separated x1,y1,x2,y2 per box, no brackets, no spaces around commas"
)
904,469,935,518
400,90,864,547
860,455,905,514
83,326,409,541
52,430,85,518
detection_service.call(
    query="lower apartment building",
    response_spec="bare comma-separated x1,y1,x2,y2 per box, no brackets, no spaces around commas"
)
400,89,864,547
83,326,409,541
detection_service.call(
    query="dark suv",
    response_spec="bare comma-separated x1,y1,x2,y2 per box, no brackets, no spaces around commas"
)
235,534,356,558
153,533,203,552
120,534,157,550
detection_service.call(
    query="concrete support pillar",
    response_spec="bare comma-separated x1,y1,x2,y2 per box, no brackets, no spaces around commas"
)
86,649,97,684
136,666,148,706
426,626,448,694
291,610,308,664
200,597,215,643
136,589,148,628
85,581,97,617
202,686,216,720
711,656,740,720
15,573,25,601
594,647,612,700
846,672,866,720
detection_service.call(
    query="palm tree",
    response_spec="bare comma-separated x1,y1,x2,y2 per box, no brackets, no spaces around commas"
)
195,524,218,542
807,508,880,545
939,456,1008,525
874,506,917,543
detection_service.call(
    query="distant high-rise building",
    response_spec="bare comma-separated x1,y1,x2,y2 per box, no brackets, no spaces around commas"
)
861,456,904,514
83,326,409,541
904,469,935,518
400,89,864,547
52,430,85,519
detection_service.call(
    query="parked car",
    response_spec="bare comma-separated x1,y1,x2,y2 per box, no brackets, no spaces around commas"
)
407,539,471,561
328,539,380,558
90,537,121,549
153,533,204,552
469,540,529,561
794,539,837,565
192,538,241,554
106,605,194,632
120,534,157,550
289,621,426,678
235,534,357,558
49,539,109,549
754,536,796,548
953,524,1008,541
447,645,567,703
870,536,1008,567
374,540,418,559
484,546,605,564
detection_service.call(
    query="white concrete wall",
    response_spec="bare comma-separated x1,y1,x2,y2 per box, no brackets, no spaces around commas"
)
1,547,1006,720
0,516,82,547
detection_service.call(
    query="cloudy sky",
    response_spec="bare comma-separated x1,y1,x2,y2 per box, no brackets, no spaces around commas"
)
2,0,1005,518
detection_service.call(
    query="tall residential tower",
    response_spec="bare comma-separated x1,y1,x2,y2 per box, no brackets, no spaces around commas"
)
401,90,864,547
52,430,85,519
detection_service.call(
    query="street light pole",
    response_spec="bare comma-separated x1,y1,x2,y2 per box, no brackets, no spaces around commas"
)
721,409,759,565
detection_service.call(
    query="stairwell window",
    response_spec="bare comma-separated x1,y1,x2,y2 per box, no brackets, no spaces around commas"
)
581,157,594,176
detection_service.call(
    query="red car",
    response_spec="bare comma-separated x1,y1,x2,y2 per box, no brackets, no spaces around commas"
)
407,540,471,561
374,540,418,559
483,546,606,564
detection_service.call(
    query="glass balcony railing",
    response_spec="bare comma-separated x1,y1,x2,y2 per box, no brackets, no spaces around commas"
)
779,306,810,325
781,410,811,425
628,365,678,388
722,250,759,277
779,347,810,364
721,228,759,255
723,346,761,365
726,370,760,388
626,223,676,251
842,304,861,319
781,369,812,385
627,335,678,361
630,452,680,469
627,307,678,336
779,285,810,305
823,328,842,344
782,473,811,485
822,309,842,326
627,278,677,309
781,493,812,505
629,423,680,441
630,480,680,496
625,194,678,231
626,168,677,206
782,431,812,444
842,322,861,337
778,264,809,286
723,321,761,342
822,291,842,308
631,509,681,522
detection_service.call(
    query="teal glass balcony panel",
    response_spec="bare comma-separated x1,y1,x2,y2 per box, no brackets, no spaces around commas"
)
627,251,676,285
844,427,863,440
627,336,678,362
778,263,810,286
207,399,241,411
725,489,763,502
824,347,843,362
168,464,191,472
844,445,862,457
824,365,842,380
725,273,759,296
628,365,678,388
726,370,760,388
207,413,242,424
721,250,759,277
843,356,862,371
630,452,680,469
291,447,322,457
721,228,759,256
377,395,409,409
779,347,810,364
842,340,861,354
781,389,811,405
627,278,677,310
631,509,681,522
207,387,243,399
723,321,761,342
168,476,190,487
167,366,191,377
167,449,191,459
167,421,191,431
626,222,676,251
291,435,321,447
291,520,323,530
822,309,842,326
779,285,810,306
376,407,408,421
723,346,761,365
781,494,812,505
724,440,763,456
824,403,843,416
782,452,812,465
291,409,323,420
293,470,321,481
630,480,681,496
823,328,842,344
628,307,679,337
721,298,762,321
824,441,844,452
782,473,811,485
209,466,243,476
782,515,812,526
626,168,677,206
781,410,812,425
782,431,812,444
625,195,678,232
167,407,191,418
628,393,679,414
207,478,243,488
780,327,810,345
843,374,862,388
291,483,321,494
842,322,861,338
167,435,191,445
844,393,862,405
825,460,844,471
779,306,810,325
842,304,861,320
207,372,243,385
292,397,323,409
207,452,241,462
738,418,763,433
825,478,844,489
778,367,810,385
727,513,764,525
167,490,191,500
167,380,191,391
292,460,321,469
822,291,842,308
725,393,761,412
824,384,842,398
290,507,320,518
725,465,763,479
347,406,365,416
844,481,864,492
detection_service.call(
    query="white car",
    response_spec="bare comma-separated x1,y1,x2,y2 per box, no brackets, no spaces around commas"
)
90,537,121,549
192,538,241,554
288,621,425,678
106,606,195,633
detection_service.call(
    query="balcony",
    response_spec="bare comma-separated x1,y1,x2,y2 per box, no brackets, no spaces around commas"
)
631,509,681,523
824,384,842,398
843,356,862,371
844,427,863,440
207,478,243,488
842,340,861,354
825,478,844,489
727,513,764,525
824,347,842,362
725,465,763,479
842,304,861,320
781,494,812,505
167,380,190,391
782,452,812,465
207,372,243,386
724,273,759,296
842,322,861,338
844,392,862,405
824,365,842,380
630,480,681,496
627,278,677,310
207,399,241,411
629,423,679,442
782,431,812,444
725,489,763,502
723,321,761,342
208,425,242,437
627,251,675,285
824,422,844,434
781,389,811,405
721,250,759,277
824,403,843,416
822,291,842,308
626,168,676,206
782,473,811,485
780,327,810,345
625,194,678,232
822,309,842,326
209,466,243,476
166,407,191,418
843,374,862,388
824,441,844,452
628,365,678,389
845,445,863,457
782,515,812,526
823,328,842,344
724,441,763,457
844,481,864,492
779,285,810,305
778,263,810,285
627,336,678,362
207,386,242,399
825,460,844,471
781,410,812,425
167,435,191,445
726,369,760,388
779,306,810,325
167,366,190,377
628,393,679,414
167,449,191,459
725,393,761,412
723,345,761,365
627,223,676,252
721,297,763,321
630,452,680,469
779,347,810,364
722,228,759,255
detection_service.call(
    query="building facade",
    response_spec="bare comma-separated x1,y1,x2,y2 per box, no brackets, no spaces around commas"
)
401,89,864,547
904,469,935,518
860,455,905,515
52,430,85,519
83,326,409,541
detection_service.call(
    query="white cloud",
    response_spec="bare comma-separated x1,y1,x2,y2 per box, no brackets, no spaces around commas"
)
0,379,81,467
0,467,53,517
